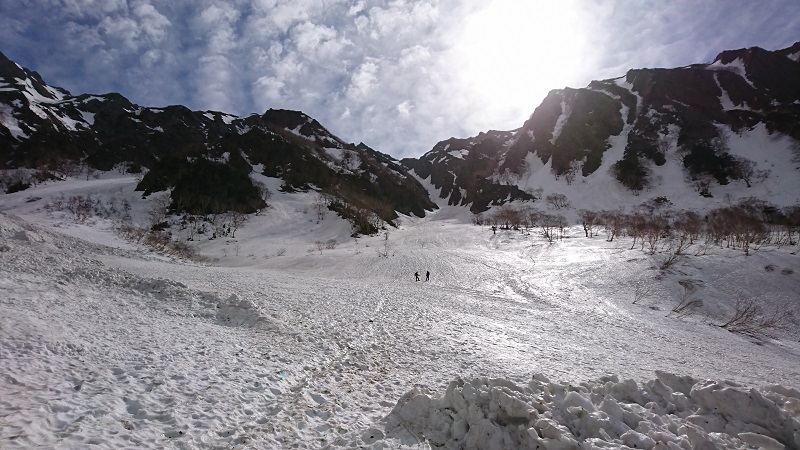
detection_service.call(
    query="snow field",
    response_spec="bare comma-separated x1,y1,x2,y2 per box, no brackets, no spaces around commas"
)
1,173,799,449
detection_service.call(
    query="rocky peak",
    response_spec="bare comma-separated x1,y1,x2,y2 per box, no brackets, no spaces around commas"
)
0,54,436,227
403,41,800,212
0,51,69,102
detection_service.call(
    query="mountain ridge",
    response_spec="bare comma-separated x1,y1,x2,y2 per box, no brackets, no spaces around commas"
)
403,42,800,213
2,43,799,226
0,50,436,231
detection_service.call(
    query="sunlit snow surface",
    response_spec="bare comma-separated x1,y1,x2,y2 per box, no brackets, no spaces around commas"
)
1,175,799,449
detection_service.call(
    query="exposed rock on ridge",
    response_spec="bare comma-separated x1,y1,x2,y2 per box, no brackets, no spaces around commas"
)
404,42,800,212
0,51,435,224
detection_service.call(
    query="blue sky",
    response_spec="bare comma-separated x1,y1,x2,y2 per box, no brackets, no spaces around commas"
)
2,0,799,159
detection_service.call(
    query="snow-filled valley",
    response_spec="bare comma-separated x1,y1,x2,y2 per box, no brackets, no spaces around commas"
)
1,174,799,449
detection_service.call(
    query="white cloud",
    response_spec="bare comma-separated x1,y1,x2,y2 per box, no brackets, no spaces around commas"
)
198,3,240,29
38,0,127,19
273,53,304,80
399,45,432,68
289,21,350,60
396,100,413,116
140,49,163,68
253,75,285,103
353,14,370,35
5,0,800,160
267,42,284,60
195,54,241,113
346,59,380,101
131,1,170,43
68,0,171,53
97,15,142,50
250,0,317,33
63,21,105,49
194,3,241,55
365,1,438,40
347,1,366,16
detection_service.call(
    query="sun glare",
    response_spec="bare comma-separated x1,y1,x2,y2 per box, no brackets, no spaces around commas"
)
453,0,587,123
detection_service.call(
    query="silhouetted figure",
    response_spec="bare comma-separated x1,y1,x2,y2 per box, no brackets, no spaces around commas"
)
414,271,420,281
425,271,430,281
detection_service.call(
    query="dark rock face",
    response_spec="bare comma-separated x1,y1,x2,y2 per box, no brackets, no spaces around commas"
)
402,130,536,213
3,41,799,217
403,42,800,209
0,51,435,222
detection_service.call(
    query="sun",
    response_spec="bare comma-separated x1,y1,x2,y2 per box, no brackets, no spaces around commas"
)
452,0,587,123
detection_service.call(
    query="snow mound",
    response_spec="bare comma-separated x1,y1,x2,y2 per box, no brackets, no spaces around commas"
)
215,293,270,328
386,371,800,449
0,213,51,246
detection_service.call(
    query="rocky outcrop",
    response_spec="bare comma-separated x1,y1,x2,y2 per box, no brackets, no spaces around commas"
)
0,51,436,222
404,42,800,210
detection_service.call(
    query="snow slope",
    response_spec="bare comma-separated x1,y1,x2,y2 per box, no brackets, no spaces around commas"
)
1,176,799,449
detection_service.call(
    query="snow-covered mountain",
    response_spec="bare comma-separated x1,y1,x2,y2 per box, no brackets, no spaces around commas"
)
0,51,435,227
3,43,799,224
403,42,800,214
1,43,800,449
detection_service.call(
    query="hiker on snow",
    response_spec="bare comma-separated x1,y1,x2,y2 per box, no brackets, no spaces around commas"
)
415,272,420,281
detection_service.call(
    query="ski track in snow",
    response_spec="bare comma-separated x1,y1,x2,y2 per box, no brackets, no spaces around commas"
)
1,178,799,449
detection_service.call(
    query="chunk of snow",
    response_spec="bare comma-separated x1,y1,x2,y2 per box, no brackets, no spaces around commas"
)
550,95,570,144
388,374,800,449
0,104,29,139
707,57,756,88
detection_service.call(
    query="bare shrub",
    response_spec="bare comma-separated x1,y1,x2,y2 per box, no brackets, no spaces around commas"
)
577,209,599,237
229,211,246,238
545,193,570,210
493,206,523,230
694,234,715,256
251,181,272,215
632,280,655,305
598,209,625,242
706,204,767,256
626,213,647,250
673,210,704,245
691,174,713,197
526,186,544,200
1,169,33,193
525,208,542,231
116,223,148,242
325,239,337,249
313,193,328,223
668,280,703,318
658,242,686,271
328,197,384,235
539,214,566,244
564,160,581,185
144,231,171,252
275,248,286,257
167,240,201,261
377,232,391,257
115,221,199,260
717,296,795,337
148,193,171,228
182,215,200,241
732,156,757,188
